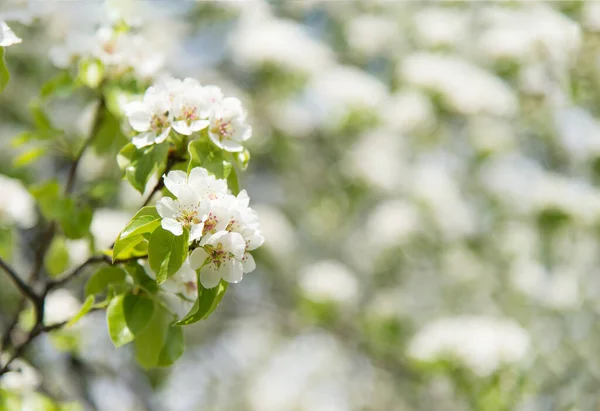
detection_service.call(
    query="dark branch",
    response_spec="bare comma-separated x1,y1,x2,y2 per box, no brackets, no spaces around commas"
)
65,96,106,195
46,255,110,291
0,257,40,306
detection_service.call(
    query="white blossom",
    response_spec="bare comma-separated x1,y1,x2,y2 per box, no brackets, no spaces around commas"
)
126,85,172,148
299,260,359,304
0,357,40,393
0,21,22,47
408,316,531,376
208,97,252,152
0,175,37,229
44,289,81,325
189,230,246,289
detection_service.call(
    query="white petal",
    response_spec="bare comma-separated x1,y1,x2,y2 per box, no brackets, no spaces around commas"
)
222,260,244,283
190,119,210,132
208,131,225,150
154,127,171,144
126,102,151,132
242,253,256,274
189,247,209,270
177,185,201,208
227,232,246,260
161,218,183,236
132,132,155,148
189,223,204,242
0,21,22,47
200,264,222,289
172,120,193,136
156,197,178,219
220,138,244,153
163,170,188,196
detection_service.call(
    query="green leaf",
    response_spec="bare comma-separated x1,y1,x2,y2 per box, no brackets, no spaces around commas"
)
119,207,161,239
44,237,70,277
92,107,126,154
13,147,47,168
0,48,9,93
30,180,63,220
124,261,158,293
60,201,93,240
157,325,184,366
113,207,160,261
66,295,94,327
187,139,232,179
125,143,169,194
85,266,127,296
0,226,13,261
112,235,148,262
78,58,104,89
30,99,55,133
133,305,170,368
148,226,188,285
107,293,154,347
175,280,228,326
227,167,240,195
40,71,77,99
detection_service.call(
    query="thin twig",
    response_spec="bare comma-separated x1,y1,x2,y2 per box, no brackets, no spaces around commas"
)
46,255,110,291
65,96,106,195
140,151,183,207
1,298,25,351
0,257,40,306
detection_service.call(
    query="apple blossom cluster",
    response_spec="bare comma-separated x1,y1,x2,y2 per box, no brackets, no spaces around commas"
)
156,167,263,289
125,77,252,151
49,25,164,79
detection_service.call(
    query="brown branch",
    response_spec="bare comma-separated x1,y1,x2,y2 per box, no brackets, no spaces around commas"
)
0,257,40,306
140,151,184,207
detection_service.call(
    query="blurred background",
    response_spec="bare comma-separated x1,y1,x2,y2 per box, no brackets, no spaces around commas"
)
1,0,600,410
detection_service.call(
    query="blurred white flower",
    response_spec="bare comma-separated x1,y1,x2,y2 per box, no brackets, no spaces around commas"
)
413,7,469,48
345,128,407,192
0,21,22,47
298,260,359,304
0,175,37,229
402,53,517,116
91,208,133,250
345,14,399,56
0,357,40,393
306,65,388,126
65,238,90,269
381,90,435,134
365,199,421,250
511,260,580,310
408,316,531,376
554,106,600,162
229,17,333,75
252,204,298,262
479,4,581,68
44,289,81,325
467,116,516,154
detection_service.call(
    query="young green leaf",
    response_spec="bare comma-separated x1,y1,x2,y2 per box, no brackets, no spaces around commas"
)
126,143,169,194
107,293,154,347
60,202,93,240
44,237,70,277
148,227,189,284
124,261,158,293
40,71,77,99
119,207,161,239
0,47,9,93
85,266,127,296
187,139,232,179
175,279,228,326
112,234,148,262
157,326,184,366
66,295,95,327
133,305,170,369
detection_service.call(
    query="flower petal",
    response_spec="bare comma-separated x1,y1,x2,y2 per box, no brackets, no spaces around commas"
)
242,253,256,274
222,259,244,283
163,170,188,196
161,218,183,236
156,197,177,219
132,132,155,148
200,264,222,289
189,247,209,270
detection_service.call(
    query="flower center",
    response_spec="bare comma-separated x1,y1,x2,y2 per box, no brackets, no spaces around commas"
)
202,212,218,236
211,119,233,141
181,105,198,124
150,112,169,132
176,207,201,228
205,243,234,268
